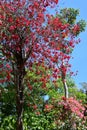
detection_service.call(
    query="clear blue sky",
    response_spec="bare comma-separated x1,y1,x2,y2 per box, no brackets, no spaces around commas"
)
59,0,87,87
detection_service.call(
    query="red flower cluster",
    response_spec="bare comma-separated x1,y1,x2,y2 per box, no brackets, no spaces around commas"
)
0,0,82,87
59,97,85,118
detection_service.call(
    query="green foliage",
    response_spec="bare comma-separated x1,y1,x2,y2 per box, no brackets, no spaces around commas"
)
0,84,16,116
0,75,87,130
60,8,79,24
23,111,57,130
0,116,16,130
57,8,86,36
77,20,86,32
69,87,86,103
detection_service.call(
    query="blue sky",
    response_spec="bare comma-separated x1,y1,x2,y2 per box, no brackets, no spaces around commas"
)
59,0,87,87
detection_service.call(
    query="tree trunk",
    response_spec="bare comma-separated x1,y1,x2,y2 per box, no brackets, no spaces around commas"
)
14,63,25,130
61,62,69,98
62,79,68,98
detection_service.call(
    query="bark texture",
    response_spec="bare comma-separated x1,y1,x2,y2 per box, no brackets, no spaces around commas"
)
13,51,26,130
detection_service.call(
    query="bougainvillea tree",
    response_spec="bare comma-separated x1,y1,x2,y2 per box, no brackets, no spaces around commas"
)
0,0,86,129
